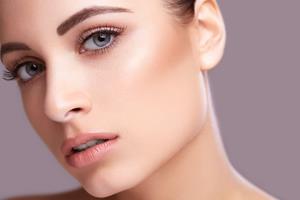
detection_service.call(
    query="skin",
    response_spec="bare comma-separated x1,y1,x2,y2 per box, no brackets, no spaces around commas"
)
0,0,277,199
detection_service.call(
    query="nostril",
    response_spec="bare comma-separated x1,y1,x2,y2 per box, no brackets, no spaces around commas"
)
64,107,83,120
71,108,82,112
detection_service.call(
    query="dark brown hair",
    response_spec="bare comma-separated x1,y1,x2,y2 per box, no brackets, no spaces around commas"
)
163,0,196,24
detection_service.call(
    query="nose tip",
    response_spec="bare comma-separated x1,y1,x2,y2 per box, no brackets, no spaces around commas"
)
44,93,92,123
42,58,93,123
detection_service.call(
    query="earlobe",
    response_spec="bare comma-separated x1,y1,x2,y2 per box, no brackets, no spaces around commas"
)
192,0,226,71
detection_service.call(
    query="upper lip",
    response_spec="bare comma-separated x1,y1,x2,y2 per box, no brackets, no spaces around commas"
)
61,132,119,157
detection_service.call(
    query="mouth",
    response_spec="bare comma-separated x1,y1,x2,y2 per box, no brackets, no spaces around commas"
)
61,133,119,157
70,138,110,154
72,139,108,154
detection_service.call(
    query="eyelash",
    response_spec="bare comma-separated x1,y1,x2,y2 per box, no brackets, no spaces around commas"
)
78,24,126,54
2,24,127,83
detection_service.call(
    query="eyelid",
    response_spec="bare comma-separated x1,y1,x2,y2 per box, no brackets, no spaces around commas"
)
12,56,43,72
8,57,44,83
2,24,127,83
76,24,127,54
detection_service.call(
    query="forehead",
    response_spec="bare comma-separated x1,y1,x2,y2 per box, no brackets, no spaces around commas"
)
0,0,168,41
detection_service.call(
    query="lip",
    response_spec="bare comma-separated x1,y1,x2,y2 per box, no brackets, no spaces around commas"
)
61,132,119,157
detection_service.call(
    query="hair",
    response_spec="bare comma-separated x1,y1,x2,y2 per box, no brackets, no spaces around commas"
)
163,0,196,24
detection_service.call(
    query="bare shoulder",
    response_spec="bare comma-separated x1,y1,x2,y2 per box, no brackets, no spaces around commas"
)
5,187,108,200
245,190,279,200
249,186,279,200
245,190,280,200
232,182,280,200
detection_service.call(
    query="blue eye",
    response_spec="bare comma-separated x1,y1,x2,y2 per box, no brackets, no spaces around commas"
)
16,62,45,82
83,32,114,51
79,26,126,54
2,26,126,83
2,59,45,83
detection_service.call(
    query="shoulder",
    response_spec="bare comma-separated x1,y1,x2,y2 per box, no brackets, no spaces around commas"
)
5,187,98,200
232,182,279,200
6,193,68,200
6,195,55,200
6,196,48,200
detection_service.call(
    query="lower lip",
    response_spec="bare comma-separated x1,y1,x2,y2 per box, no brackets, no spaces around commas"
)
65,137,119,168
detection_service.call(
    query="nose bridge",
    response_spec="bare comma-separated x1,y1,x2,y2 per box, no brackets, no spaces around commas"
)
44,58,92,123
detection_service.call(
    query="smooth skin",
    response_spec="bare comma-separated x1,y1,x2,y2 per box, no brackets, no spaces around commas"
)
1,0,277,199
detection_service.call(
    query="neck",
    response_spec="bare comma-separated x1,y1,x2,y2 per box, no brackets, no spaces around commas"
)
113,105,242,200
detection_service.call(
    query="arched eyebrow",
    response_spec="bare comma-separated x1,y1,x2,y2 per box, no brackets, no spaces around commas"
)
0,42,31,62
57,6,133,36
0,6,133,62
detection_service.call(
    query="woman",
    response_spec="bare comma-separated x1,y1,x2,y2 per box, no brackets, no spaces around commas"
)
0,0,277,199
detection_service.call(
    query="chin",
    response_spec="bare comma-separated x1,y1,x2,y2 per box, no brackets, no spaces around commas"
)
78,162,152,198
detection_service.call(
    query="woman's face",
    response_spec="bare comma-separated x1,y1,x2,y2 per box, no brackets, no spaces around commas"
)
0,0,208,197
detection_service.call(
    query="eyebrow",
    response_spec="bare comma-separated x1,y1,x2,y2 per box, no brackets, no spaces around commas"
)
57,6,133,36
0,42,31,62
0,6,132,62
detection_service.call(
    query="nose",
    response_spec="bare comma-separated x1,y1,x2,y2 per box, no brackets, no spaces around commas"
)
44,63,92,123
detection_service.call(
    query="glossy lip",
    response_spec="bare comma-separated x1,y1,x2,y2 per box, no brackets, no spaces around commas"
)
61,132,119,157
65,136,119,168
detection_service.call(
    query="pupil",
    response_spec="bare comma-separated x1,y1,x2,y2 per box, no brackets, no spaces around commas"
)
99,34,106,41
26,63,39,76
93,33,111,46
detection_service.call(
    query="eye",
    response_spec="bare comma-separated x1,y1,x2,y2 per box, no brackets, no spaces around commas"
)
83,32,114,51
78,26,126,54
16,61,45,82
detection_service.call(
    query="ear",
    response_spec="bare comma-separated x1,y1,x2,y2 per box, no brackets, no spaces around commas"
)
190,0,226,71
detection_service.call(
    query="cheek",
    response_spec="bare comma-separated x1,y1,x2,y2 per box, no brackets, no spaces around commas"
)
121,64,207,159
20,83,62,156
114,24,208,172
21,83,45,135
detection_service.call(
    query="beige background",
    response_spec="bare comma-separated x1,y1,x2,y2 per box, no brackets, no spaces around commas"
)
1,1,299,199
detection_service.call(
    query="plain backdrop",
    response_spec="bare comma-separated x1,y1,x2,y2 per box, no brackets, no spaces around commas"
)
1,1,299,199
